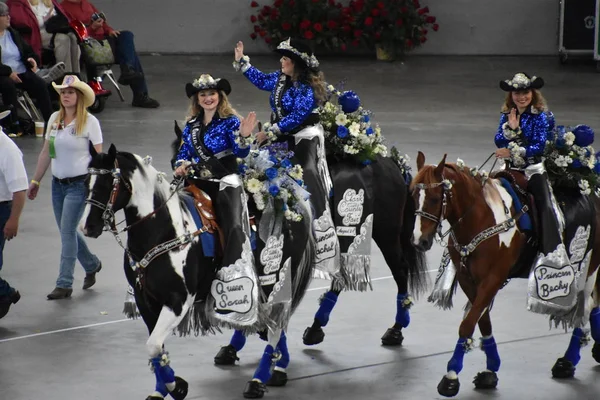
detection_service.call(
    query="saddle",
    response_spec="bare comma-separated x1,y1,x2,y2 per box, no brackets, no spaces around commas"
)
184,185,225,256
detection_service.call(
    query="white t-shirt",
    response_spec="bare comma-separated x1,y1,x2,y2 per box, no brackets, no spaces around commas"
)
46,111,103,179
0,129,29,201
30,2,55,30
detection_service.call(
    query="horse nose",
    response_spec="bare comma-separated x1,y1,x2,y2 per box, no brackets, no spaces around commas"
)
419,238,431,250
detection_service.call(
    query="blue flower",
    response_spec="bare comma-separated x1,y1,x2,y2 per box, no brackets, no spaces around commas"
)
366,127,374,136
362,159,372,165
269,155,279,166
594,163,600,174
238,164,248,175
281,159,292,169
269,185,280,196
573,125,595,147
295,179,303,186
363,115,370,123
572,159,582,168
337,125,349,138
265,167,278,180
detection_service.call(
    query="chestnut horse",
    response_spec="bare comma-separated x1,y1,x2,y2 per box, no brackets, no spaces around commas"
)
411,151,600,398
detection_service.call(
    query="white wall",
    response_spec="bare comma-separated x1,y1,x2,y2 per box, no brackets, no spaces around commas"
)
84,0,560,55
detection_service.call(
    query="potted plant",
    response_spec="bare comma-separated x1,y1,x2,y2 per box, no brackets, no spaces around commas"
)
344,0,439,61
248,0,348,51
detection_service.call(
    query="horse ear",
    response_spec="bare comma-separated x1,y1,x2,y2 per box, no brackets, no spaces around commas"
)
257,121,263,132
174,120,182,139
416,151,425,171
434,153,447,178
88,140,98,157
108,143,117,160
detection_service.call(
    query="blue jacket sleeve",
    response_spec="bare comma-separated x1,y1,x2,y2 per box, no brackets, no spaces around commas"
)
243,65,280,92
274,84,316,134
525,112,549,158
226,117,251,158
175,123,194,163
494,113,509,148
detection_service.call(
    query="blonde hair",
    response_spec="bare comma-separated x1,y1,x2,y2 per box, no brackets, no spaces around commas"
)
57,88,89,136
29,0,53,8
186,90,240,121
501,89,548,113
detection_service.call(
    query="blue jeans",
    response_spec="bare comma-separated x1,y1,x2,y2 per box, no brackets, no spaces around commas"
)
0,201,15,296
109,30,148,94
51,179,100,289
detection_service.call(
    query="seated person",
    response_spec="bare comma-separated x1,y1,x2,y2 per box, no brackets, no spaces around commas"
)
7,0,78,75
60,0,159,108
0,2,53,136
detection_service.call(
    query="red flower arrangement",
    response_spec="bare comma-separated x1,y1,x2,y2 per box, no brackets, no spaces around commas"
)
346,0,439,58
248,0,348,50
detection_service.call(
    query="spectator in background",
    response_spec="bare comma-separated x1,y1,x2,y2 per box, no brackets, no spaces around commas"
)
0,2,53,137
0,110,27,319
60,0,159,108
7,0,80,74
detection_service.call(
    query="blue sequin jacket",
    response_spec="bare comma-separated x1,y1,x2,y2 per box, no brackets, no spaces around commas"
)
494,107,554,167
175,113,250,166
240,63,318,136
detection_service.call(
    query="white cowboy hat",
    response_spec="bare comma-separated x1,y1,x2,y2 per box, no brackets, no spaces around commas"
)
0,110,11,121
52,75,96,108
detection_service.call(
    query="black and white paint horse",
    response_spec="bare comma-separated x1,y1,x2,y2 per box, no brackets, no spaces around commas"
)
83,143,318,399
170,122,429,367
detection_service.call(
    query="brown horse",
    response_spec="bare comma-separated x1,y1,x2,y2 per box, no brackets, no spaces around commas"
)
411,151,600,398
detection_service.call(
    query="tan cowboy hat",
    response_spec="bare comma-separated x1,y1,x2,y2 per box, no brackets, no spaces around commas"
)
52,75,96,108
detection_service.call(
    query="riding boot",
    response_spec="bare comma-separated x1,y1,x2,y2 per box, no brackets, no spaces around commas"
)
525,162,574,315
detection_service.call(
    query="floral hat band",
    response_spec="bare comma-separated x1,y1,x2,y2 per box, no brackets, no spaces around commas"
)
185,74,231,98
276,38,320,70
499,72,544,92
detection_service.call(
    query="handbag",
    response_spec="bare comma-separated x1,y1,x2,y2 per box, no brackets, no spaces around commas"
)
44,14,71,34
81,38,115,66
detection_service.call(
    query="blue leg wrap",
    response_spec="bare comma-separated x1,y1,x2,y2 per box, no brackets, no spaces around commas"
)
395,293,411,328
564,328,585,366
481,336,501,372
315,291,338,327
150,356,172,397
590,307,600,342
253,345,275,383
230,329,247,352
275,332,290,369
447,338,468,374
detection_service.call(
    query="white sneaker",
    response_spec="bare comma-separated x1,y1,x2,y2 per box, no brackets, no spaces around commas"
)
40,62,66,84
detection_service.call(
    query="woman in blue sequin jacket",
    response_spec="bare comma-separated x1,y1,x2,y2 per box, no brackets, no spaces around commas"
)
174,74,257,276
493,72,566,271
232,38,341,285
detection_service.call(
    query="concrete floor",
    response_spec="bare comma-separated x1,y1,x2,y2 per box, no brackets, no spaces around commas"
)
1,54,600,400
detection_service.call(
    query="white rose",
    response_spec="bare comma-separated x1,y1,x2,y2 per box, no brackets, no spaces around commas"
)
335,113,348,126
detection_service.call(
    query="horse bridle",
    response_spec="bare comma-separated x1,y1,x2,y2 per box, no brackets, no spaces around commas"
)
414,178,454,239
86,159,133,232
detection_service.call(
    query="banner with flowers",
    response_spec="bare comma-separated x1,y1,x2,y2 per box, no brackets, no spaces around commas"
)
319,85,388,165
543,124,600,196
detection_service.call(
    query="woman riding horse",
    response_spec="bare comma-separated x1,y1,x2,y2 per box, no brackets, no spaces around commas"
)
233,37,341,283
173,73,261,329
494,73,571,281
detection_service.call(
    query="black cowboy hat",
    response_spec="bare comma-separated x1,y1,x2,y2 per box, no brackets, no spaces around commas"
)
185,74,232,98
275,37,320,71
499,72,544,92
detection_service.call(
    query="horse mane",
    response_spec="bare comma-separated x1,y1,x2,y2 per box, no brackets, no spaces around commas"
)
412,162,485,194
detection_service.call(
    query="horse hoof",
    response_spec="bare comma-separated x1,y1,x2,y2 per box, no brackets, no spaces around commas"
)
214,344,239,365
551,357,575,379
168,376,188,400
473,371,498,389
592,342,600,364
437,376,460,397
243,380,267,399
381,327,404,346
302,326,325,345
267,370,288,387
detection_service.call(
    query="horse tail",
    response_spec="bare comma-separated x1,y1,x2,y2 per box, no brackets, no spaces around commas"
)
291,197,316,313
399,171,430,298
